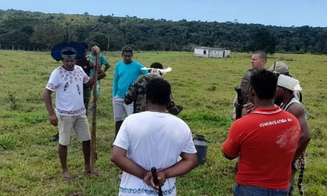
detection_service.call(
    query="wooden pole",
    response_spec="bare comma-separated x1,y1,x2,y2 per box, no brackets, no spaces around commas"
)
90,53,98,169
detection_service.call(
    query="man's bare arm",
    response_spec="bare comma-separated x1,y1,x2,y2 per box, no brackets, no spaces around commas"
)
143,152,197,187
222,151,238,160
85,75,97,87
289,104,311,159
42,89,57,126
111,146,147,179
160,152,197,178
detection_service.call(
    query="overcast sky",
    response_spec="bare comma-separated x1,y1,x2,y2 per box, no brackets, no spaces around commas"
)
1,0,327,27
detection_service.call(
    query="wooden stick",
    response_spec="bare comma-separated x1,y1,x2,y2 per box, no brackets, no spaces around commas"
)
90,53,98,169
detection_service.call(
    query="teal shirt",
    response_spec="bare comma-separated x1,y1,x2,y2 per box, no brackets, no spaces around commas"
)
86,52,110,71
86,52,110,96
112,60,146,98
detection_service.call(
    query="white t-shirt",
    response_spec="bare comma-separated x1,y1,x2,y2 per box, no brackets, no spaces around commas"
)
46,65,89,116
113,111,197,196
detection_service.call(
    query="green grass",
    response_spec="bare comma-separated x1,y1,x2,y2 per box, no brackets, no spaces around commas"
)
0,50,326,195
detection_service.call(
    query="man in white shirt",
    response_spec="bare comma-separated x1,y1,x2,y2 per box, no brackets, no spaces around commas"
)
43,48,96,179
111,78,198,196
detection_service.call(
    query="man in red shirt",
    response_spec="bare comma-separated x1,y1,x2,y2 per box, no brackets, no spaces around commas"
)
222,70,301,196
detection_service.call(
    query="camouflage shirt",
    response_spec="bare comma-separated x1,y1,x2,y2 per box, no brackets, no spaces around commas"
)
125,74,181,115
239,68,257,105
125,74,161,113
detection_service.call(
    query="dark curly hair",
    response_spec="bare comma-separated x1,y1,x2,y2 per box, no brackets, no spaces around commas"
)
250,69,278,99
146,78,171,106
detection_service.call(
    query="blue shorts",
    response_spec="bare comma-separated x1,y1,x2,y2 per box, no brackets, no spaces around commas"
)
233,184,288,196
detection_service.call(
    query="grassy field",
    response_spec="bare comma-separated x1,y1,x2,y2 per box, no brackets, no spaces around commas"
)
0,50,326,196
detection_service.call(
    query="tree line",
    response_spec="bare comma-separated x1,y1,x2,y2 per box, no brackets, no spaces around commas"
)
0,9,326,54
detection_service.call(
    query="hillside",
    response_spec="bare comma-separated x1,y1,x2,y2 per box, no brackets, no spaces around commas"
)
0,9,326,53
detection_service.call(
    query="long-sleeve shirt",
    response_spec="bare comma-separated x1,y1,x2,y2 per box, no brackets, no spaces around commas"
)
125,74,180,114
112,60,146,98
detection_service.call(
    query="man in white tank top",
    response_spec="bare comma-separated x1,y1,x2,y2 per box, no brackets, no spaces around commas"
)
275,74,311,195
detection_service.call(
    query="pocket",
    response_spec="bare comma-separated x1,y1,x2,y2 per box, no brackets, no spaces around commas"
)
80,115,87,119
59,115,72,121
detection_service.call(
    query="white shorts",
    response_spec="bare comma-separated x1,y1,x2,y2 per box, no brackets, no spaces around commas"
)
112,97,133,121
57,115,91,146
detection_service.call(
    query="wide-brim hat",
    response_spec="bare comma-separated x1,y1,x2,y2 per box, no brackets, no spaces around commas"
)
269,61,289,74
51,42,88,61
277,74,302,91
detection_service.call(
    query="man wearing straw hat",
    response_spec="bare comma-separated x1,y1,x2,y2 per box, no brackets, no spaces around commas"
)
269,61,302,102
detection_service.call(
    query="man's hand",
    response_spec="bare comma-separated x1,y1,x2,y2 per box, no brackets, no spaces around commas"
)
86,75,97,87
124,96,133,105
111,146,148,180
143,172,152,187
97,69,106,80
143,171,166,190
244,102,255,114
156,171,167,186
49,114,58,126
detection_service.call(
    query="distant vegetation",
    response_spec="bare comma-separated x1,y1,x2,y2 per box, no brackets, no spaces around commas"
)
0,9,326,53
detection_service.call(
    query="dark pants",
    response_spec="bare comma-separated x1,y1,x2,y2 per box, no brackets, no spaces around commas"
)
84,85,91,113
234,184,288,196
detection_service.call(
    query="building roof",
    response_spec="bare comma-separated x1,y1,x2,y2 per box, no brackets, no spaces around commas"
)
194,46,228,50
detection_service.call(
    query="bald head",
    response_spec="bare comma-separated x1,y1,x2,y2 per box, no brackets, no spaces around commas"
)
251,51,267,70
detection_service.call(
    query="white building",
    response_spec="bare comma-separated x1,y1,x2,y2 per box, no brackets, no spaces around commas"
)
194,47,231,58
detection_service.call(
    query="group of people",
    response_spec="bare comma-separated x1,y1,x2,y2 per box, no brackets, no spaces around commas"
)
229,51,311,196
43,45,310,196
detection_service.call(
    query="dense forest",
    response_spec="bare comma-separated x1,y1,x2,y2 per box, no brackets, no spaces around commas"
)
0,9,326,53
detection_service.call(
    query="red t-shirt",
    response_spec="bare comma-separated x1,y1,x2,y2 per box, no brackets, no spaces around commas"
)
222,105,300,189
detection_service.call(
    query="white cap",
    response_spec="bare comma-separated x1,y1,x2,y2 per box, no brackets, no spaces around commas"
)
141,67,172,75
277,74,302,91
